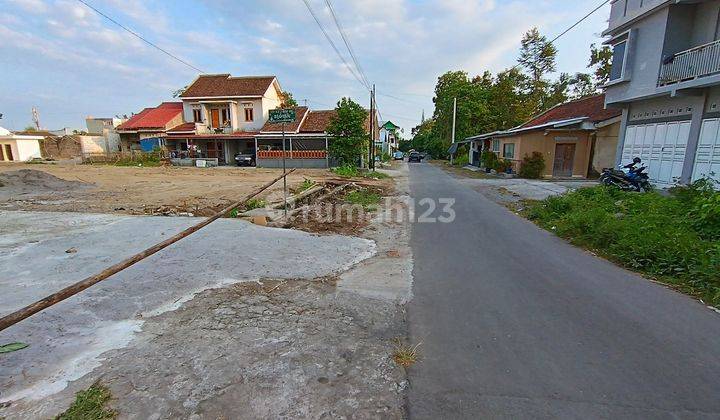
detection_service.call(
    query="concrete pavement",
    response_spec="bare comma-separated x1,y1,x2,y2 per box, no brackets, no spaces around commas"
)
406,162,720,419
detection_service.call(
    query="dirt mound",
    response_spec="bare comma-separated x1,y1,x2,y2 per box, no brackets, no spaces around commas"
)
0,169,92,198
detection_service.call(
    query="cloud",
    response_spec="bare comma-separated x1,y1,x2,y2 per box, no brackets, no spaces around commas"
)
6,0,48,14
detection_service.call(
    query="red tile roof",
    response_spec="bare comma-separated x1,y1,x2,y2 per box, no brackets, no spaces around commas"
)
116,102,183,131
166,122,196,133
180,74,276,98
520,94,621,129
299,110,337,133
260,107,309,133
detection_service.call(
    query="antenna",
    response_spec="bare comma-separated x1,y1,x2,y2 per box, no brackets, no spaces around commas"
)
32,107,41,130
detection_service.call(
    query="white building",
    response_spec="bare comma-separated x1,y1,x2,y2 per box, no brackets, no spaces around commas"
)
0,127,44,162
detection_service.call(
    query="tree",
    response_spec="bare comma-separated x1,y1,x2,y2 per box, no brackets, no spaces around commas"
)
327,97,368,166
24,125,36,132
568,72,597,99
517,28,560,114
279,91,298,108
589,43,613,86
172,86,187,98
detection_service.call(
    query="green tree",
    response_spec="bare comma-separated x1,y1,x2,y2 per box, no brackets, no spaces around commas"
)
568,72,598,99
517,28,560,114
279,91,298,108
327,97,368,166
589,43,613,86
487,68,533,129
172,86,187,98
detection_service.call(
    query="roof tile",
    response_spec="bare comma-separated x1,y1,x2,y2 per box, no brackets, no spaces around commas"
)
117,102,183,131
180,74,276,98
520,94,621,129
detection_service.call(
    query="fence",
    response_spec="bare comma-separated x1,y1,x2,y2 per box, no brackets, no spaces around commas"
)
659,39,720,86
257,150,328,159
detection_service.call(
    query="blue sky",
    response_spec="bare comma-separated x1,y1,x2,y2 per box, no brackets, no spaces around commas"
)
0,0,611,134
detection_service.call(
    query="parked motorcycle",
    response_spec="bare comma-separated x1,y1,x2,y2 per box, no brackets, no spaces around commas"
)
599,157,653,192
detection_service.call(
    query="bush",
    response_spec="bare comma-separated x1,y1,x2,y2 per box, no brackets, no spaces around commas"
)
346,189,382,211
114,152,162,167
332,165,359,178
454,153,469,166
519,151,545,179
481,151,499,170
524,185,720,306
244,198,266,210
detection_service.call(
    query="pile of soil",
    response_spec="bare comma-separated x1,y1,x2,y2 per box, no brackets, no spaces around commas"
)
0,169,93,199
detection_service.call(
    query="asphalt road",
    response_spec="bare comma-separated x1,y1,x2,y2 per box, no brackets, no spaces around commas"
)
406,162,720,419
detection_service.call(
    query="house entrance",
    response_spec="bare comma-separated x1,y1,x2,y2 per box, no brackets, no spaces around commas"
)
553,143,576,177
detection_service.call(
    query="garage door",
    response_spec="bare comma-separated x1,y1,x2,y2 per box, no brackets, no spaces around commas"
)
622,121,690,186
692,118,720,184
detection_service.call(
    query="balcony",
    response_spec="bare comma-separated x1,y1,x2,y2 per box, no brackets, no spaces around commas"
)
195,123,233,135
658,39,720,86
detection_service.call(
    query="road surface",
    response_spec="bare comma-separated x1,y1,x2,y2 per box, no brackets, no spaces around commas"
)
407,162,720,419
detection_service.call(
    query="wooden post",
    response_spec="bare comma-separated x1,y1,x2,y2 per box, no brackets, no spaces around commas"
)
0,169,296,332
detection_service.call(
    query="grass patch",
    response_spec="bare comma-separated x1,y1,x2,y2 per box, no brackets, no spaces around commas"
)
332,165,359,178
297,178,317,192
331,165,390,180
244,198,266,211
345,189,382,211
55,383,117,420
523,182,720,306
364,171,390,180
392,339,421,368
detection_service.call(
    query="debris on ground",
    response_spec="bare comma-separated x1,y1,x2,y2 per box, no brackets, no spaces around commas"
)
0,343,29,354
54,383,116,420
0,169,92,200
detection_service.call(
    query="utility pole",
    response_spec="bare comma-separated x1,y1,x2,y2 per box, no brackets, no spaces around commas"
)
32,107,41,130
450,97,457,165
369,86,375,170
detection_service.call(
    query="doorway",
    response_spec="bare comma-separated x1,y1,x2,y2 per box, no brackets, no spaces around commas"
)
206,141,225,164
210,109,220,128
553,143,576,177
2,144,13,161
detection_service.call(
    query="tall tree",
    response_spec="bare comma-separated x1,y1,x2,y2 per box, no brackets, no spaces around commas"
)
327,97,368,166
568,72,597,99
517,28,560,114
589,43,613,86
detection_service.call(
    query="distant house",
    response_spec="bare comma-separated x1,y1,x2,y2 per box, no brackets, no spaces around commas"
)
115,102,184,152
164,74,283,164
378,121,400,154
0,127,43,162
464,94,622,178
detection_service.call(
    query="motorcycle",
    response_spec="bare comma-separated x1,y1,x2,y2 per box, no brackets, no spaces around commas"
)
599,157,652,192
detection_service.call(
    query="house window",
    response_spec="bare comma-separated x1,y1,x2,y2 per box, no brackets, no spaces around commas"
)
503,143,515,159
492,139,500,153
244,107,254,122
192,107,202,123
221,108,230,125
609,39,628,82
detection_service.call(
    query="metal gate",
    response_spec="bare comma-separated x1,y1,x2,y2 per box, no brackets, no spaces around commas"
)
622,121,690,186
692,118,720,184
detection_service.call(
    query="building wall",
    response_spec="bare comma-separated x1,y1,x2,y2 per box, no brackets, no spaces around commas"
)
40,135,82,159
496,130,592,177
0,139,42,161
592,122,621,172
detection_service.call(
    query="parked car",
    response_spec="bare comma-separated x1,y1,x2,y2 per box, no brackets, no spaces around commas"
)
408,151,422,162
393,151,405,160
234,152,255,166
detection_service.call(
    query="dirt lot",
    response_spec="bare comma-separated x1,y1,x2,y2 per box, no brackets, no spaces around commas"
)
0,162,341,216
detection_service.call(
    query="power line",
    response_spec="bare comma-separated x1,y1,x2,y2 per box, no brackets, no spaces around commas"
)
324,0,371,88
79,1,201,73
301,0,370,91
76,0,205,74
512,0,611,72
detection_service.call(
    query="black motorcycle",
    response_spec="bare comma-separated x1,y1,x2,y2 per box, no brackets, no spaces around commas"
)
599,157,652,192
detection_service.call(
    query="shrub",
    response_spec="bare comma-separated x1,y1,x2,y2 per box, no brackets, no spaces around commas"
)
346,189,382,211
364,171,390,180
519,151,545,179
524,185,720,306
454,153,469,166
244,198,266,210
481,151,499,170
332,164,359,178
297,178,317,192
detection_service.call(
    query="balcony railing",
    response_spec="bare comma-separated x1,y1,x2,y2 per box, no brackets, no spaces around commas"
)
659,39,720,86
195,123,233,135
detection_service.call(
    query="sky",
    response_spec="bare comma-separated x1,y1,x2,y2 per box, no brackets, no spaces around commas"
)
0,0,611,135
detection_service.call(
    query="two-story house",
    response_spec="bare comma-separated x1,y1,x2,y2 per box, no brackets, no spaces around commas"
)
165,74,283,164
378,121,400,154
604,0,720,187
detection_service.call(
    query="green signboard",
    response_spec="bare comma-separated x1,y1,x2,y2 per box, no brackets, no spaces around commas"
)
268,108,296,124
